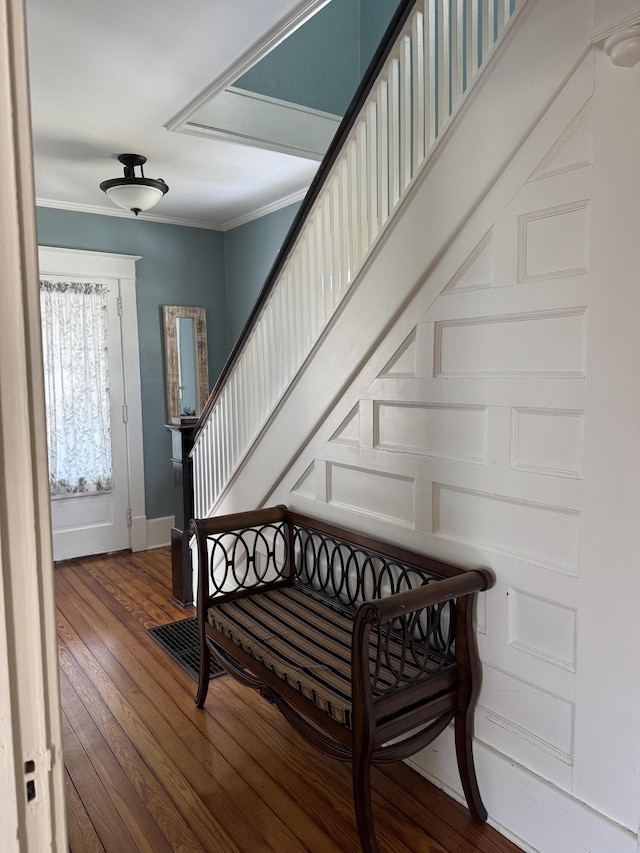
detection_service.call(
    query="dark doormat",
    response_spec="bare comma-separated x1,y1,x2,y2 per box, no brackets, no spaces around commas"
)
146,617,224,683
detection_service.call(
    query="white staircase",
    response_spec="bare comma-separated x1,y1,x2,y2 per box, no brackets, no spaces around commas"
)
191,0,526,518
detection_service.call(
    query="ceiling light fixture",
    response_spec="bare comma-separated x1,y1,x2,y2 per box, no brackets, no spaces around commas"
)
100,153,169,216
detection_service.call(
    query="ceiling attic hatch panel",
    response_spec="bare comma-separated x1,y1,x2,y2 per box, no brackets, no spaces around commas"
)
178,86,341,161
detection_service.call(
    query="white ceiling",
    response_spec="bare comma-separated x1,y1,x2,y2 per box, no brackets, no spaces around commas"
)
26,0,329,230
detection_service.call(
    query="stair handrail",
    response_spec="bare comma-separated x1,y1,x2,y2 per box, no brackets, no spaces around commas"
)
191,0,418,446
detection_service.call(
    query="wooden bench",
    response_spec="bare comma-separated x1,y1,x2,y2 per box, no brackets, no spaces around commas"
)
191,505,493,853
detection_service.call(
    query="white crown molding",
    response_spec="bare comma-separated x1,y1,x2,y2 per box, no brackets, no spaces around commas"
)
221,188,307,231
36,189,309,233
35,197,225,231
164,0,331,132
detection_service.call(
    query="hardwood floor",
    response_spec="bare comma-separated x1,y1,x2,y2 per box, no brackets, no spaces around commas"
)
56,548,522,853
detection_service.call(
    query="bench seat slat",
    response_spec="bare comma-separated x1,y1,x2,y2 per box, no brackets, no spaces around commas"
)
209,582,456,729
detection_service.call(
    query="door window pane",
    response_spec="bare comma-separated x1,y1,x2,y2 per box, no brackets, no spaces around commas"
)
40,281,113,496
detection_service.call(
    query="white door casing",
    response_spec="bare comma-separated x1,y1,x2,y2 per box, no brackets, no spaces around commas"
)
0,0,67,846
38,247,147,559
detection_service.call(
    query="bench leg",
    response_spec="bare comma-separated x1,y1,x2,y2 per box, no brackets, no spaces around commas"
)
454,594,488,823
454,706,487,823
195,632,211,708
353,738,379,853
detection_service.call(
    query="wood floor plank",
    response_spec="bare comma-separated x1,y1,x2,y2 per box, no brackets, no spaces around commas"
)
222,672,451,853
58,636,205,852
57,569,344,853
58,566,362,853
60,669,175,853
58,562,366,849
56,549,523,853
62,709,140,850
101,552,192,623
57,575,313,853
64,770,105,853
58,605,244,853
127,547,175,588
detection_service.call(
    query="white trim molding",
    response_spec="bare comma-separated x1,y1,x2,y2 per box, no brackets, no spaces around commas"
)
146,515,174,549
36,197,225,231
36,192,308,233
222,188,307,231
408,740,639,853
38,246,147,559
176,85,340,162
0,0,67,844
164,0,331,132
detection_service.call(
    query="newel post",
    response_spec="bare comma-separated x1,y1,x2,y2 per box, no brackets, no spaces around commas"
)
165,422,196,606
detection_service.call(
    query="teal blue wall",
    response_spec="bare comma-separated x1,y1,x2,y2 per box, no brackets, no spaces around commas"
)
224,202,301,348
36,207,227,520
236,0,400,116
236,0,360,116
359,0,401,77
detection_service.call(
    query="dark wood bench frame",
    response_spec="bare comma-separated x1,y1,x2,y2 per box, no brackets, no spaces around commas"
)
192,505,493,853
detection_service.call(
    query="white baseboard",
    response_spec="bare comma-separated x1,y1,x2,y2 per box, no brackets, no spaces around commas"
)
146,515,174,549
130,515,147,552
407,739,638,853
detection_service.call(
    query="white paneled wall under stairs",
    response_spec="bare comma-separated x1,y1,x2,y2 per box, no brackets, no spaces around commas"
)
192,1,640,852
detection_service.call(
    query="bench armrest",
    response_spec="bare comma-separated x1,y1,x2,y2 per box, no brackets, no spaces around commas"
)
371,568,493,625
352,568,494,706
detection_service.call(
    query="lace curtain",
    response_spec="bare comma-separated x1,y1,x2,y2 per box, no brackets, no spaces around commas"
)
40,281,113,497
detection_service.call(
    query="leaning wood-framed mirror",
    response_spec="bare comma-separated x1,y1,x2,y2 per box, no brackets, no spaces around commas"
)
162,305,209,421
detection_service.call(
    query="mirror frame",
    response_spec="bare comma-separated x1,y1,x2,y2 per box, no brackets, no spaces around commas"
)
162,305,209,421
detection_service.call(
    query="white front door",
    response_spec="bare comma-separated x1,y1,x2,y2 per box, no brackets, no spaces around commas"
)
38,247,145,561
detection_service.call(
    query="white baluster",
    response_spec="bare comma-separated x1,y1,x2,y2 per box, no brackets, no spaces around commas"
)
482,0,495,62
219,391,228,490
230,378,239,476
254,313,266,427
321,189,333,317
248,333,259,437
285,265,297,377
212,406,221,504
388,57,401,209
366,103,379,244
426,0,437,146
338,156,351,289
291,245,304,367
346,138,360,270
412,9,426,172
497,0,510,34
376,79,389,227
330,172,342,301
451,0,464,101
314,205,327,329
306,221,319,344
277,271,289,389
465,0,480,86
400,34,413,192
438,0,451,130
